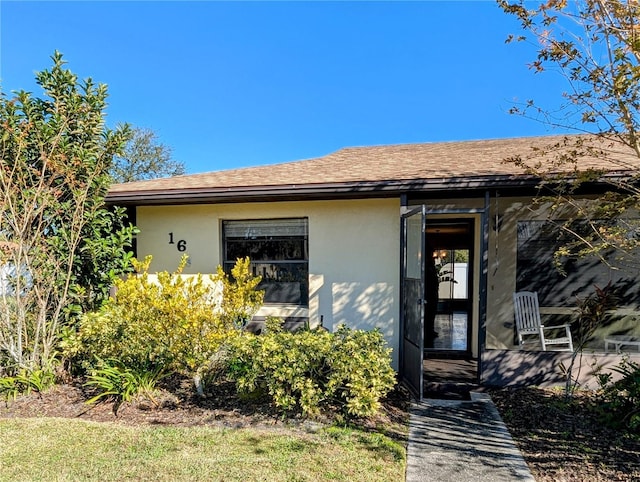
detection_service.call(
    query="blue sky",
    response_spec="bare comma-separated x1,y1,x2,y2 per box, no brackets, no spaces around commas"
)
1,1,568,174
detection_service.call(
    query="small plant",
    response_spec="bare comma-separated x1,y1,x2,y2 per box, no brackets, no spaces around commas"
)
0,368,56,404
216,257,264,329
84,360,163,416
596,356,640,431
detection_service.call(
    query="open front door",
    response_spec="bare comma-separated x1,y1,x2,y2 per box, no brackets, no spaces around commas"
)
400,206,425,399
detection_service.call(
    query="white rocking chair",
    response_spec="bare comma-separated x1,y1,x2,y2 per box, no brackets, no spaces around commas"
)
513,291,574,351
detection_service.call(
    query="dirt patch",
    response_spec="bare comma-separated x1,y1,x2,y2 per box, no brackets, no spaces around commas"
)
490,387,640,482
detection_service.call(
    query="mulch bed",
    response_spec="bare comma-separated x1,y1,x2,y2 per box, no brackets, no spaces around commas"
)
490,387,640,482
0,376,410,439
1,380,282,429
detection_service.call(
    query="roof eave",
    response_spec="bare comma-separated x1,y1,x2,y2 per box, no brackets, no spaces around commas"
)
106,175,538,206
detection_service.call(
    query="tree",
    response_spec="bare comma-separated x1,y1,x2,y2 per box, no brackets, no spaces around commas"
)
499,0,640,266
500,1,640,397
0,52,136,373
110,127,185,183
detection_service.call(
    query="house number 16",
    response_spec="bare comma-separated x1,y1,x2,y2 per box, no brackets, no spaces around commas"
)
168,232,187,252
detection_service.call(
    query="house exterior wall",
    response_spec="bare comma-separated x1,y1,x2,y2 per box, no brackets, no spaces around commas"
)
485,195,640,352
135,198,402,368
130,192,638,386
485,196,526,350
418,195,640,358
417,197,567,355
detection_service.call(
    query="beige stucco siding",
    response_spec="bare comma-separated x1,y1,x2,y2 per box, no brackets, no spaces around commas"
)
485,197,527,350
136,199,401,367
135,204,222,274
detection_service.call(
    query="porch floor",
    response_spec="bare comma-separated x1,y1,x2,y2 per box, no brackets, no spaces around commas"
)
423,358,478,399
424,358,477,384
424,311,478,398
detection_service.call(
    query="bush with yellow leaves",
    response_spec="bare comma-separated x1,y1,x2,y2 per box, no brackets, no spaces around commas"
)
227,321,396,419
65,256,263,394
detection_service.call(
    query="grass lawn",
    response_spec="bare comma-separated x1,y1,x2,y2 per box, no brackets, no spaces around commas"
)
0,417,405,482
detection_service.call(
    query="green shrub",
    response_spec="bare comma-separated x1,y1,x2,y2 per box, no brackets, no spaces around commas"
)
216,257,264,328
328,326,398,417
67,256,263,391
67,257,263,393
63,306,167,372
0,368,56,403
85,360,164,415
227,323,396,418
596,356,640,431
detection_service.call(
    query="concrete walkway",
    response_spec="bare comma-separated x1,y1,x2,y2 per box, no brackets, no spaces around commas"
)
405,393,535,481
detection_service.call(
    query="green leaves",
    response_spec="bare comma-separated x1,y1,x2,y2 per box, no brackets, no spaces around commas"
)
84,360,163,416
71,257,263,393
0,52,135,373
215,257,264,329
596,356,640,430
111,127,186,183
228,325,396,419
0,368,56,403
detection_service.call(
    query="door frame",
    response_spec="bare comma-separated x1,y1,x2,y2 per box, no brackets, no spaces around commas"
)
400,197,490,396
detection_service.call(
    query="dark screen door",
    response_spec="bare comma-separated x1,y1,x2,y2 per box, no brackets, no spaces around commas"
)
400,206,425,398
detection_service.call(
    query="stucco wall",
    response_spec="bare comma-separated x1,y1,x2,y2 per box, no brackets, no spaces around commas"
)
131,192,639,376
482,349,639,387
135,198,401,367
485,197,525,350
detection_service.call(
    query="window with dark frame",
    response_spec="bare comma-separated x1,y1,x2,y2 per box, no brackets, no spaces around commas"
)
222,218,309,305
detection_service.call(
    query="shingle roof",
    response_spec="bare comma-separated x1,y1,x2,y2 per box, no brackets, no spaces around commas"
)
107,135,639,205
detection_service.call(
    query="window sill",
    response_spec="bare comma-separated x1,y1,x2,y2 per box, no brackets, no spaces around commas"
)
257,304,309,318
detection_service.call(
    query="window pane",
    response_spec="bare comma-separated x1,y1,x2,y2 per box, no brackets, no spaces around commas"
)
224,261,308,305
225,238,307,261
223,218,308,238
517,219,640,307
223,218,309,305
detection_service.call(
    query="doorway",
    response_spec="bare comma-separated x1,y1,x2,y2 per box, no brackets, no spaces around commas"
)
401,209,481,398
423,219,477,389
424,220,474,353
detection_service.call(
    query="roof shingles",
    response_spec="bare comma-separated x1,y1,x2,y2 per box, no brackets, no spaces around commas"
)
107,135,639,203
